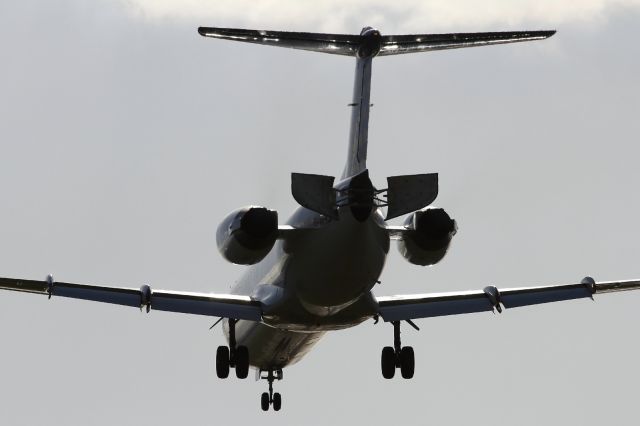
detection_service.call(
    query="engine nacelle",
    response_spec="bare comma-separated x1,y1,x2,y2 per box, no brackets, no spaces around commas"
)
216,206,278,265
397,207,457,266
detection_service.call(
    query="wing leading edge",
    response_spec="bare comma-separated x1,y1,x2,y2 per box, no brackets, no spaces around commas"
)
0,276,262,321
376,277,640,322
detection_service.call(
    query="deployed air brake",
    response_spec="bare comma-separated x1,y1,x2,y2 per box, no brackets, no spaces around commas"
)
291,170,438,220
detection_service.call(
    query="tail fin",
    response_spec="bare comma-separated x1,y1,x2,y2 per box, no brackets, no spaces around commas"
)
198,27,555,179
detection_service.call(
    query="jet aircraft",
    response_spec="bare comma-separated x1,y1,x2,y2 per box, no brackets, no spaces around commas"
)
2,26,639,412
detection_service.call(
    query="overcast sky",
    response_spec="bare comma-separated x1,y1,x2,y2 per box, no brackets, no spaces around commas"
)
1,0,640,424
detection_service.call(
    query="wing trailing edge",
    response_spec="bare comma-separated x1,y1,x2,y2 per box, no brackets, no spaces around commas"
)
376,277,640,322
0,276,262,321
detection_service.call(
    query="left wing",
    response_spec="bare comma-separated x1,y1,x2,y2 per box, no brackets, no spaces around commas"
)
0,275,262,321
376,277,640,322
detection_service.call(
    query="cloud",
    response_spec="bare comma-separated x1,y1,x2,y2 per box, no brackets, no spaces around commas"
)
121,0,640,32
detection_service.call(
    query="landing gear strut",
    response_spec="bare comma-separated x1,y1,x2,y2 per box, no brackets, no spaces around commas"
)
260,369,283,411
381,320,415,379
215,318,250,379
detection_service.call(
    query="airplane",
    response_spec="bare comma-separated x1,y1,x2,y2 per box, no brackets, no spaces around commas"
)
2,26,640,412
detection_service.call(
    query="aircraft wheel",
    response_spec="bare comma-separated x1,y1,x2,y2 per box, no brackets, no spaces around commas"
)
272,392,282,411
261,392,270,411
216,346,230,379
235,346,250,379
381,346,396,379
400,346,415,379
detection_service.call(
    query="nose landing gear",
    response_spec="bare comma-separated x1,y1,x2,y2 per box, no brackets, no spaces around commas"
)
380,320,416,379
260,368,283,411
215,318,250,379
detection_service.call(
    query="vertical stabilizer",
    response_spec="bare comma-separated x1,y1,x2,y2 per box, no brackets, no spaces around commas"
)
198,26,555,180
341,27,381,179
343,56,373,178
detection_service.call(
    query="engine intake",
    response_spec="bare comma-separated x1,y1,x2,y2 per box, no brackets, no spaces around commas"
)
216,206,278,265
397,207,457,266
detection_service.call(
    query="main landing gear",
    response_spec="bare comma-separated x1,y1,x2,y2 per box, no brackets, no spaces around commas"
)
260,369,283,411
381,320,416,379
215,318,250,379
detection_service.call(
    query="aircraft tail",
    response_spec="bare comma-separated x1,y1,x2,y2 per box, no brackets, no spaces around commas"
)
199,26,554,179
199,26,555,218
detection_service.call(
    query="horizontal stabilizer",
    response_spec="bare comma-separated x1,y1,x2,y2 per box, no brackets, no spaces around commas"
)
198,27,555,57
378,30,555,56
198,27,361,56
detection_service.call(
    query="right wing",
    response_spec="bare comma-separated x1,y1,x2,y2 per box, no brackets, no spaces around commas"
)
0,275,262,321
376,277,640,322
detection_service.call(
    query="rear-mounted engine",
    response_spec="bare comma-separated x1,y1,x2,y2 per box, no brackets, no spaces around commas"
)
397,207,457,266
216,206,278,265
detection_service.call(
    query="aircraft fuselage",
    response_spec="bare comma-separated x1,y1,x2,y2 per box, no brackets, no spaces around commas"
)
225,205,389,370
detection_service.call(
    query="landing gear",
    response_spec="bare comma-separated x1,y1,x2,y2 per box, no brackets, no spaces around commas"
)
399,346,415,379
235,345,249,379
381,346,396,379
215,318,250,379
259,368,283,411
216,346,230,378
380,321,415,379
272,392,282,411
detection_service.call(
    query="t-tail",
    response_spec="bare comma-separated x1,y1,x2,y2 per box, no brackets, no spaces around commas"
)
198,26,555,219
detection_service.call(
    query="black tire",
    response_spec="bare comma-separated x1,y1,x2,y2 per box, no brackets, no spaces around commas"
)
235,346,250,379
400,346,415,379
381,346,396,379
272,392,282,411
216,346,230,379
261,392,270,411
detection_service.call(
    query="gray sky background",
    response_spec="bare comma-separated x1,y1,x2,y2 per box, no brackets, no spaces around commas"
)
1,0,640,424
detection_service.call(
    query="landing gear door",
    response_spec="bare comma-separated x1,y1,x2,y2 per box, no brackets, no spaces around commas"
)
291,173,338,219
385,173,438,219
